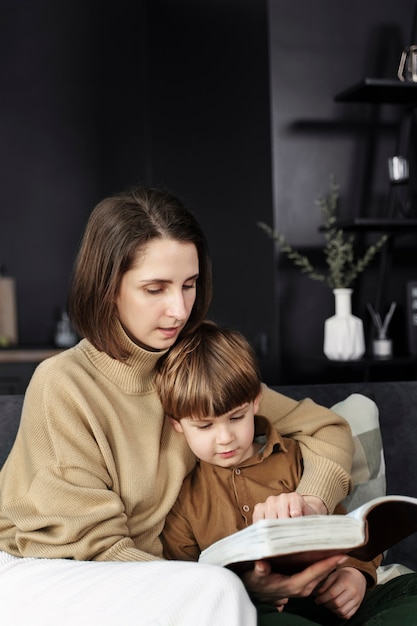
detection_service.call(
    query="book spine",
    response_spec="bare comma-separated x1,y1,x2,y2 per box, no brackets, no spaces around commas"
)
406,281,417,356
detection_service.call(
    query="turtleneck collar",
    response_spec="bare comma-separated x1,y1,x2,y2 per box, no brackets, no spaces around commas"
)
79,319,169,394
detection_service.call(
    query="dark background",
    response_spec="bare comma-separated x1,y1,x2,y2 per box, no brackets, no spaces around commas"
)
1,0,416,385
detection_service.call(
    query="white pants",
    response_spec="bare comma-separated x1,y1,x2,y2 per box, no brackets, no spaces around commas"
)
0,550,256,625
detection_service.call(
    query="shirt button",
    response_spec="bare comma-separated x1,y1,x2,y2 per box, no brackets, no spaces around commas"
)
242,505,250,512
235,468,241,475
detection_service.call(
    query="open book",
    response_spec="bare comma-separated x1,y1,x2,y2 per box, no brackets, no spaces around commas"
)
198,495,417,574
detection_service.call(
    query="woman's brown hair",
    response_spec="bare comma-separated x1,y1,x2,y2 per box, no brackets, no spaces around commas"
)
155,321,262,420
68,187,212,360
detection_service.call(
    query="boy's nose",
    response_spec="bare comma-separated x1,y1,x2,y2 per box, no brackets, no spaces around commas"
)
216,425,234,444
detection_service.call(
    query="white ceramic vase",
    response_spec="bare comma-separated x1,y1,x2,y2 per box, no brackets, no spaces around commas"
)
323,288,365,360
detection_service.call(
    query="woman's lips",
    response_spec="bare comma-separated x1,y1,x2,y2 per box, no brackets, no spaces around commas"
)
159,326,181,339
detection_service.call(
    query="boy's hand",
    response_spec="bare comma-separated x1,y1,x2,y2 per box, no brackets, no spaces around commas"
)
314,567,367,620
253,492,326,522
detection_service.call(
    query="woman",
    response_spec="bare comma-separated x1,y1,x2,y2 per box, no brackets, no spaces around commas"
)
0,187,354,625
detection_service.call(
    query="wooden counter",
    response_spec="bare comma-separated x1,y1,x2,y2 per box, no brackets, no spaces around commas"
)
0,348,62,364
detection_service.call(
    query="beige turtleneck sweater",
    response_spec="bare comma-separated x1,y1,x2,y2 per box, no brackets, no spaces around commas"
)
0,326,353,562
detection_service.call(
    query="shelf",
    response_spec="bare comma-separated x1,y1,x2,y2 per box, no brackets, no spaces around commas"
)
331,218,417,233
334,78,417,105
309,355,417,367
0,347,62,364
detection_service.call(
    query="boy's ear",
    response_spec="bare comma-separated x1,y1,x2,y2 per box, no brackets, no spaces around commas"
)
168,416,184,433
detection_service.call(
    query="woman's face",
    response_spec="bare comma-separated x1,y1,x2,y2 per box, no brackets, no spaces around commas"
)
116,238,199,351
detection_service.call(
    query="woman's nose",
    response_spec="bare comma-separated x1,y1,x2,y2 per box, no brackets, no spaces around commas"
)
166,292,187,320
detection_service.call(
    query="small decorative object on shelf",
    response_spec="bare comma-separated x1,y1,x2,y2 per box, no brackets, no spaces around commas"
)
398,45,417,83
387,155,412,218
324,288,365,360
54,310,78,348
258,178,388,360
388,156,409,183
367,302,396,359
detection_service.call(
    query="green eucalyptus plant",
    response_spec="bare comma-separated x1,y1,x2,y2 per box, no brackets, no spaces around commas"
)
258,178,388,290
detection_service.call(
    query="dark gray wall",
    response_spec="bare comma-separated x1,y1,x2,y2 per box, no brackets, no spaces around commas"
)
2,0,417,386
267,0,417,382
146,0,277,378
0,0,277,379
0,0,150,342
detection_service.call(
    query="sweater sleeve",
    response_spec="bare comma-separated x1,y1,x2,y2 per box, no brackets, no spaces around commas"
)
0,365,163,563
258,385,354,513
1,463,161,562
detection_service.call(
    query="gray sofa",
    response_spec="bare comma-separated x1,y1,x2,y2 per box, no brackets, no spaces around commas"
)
1,380,417,571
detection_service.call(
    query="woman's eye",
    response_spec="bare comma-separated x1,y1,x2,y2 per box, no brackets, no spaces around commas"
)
183,282,196,291
145,286,163,295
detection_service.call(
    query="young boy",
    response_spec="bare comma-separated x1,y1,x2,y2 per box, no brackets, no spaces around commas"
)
155,321,387,622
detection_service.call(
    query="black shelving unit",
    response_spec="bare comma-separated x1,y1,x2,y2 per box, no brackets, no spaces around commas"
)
332,77,417,372
335,78,417,105
335,77,417,291
324,218,417,232
307,354,417,383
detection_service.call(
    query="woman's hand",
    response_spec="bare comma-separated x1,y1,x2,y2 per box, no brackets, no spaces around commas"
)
242,555,348,608
253,492,327,522
314,566,367,620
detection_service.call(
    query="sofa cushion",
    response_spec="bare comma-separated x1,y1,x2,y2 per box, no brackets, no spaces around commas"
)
330,393,386,512
0,395,23,468
328,393,414,582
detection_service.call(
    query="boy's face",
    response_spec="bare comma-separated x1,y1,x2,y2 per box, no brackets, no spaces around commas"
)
170,395,260,468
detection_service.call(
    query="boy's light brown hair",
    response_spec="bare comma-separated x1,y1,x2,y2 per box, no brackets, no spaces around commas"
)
155,321,262,420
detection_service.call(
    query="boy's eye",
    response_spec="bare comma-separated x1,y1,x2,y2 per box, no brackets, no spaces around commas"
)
196,423,212,430
230,415,244,422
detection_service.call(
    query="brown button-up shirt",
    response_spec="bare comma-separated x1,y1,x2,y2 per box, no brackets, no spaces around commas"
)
161,415,380,586
162,416,301,560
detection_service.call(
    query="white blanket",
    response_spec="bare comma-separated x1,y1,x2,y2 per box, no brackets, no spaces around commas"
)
0,551,256,625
